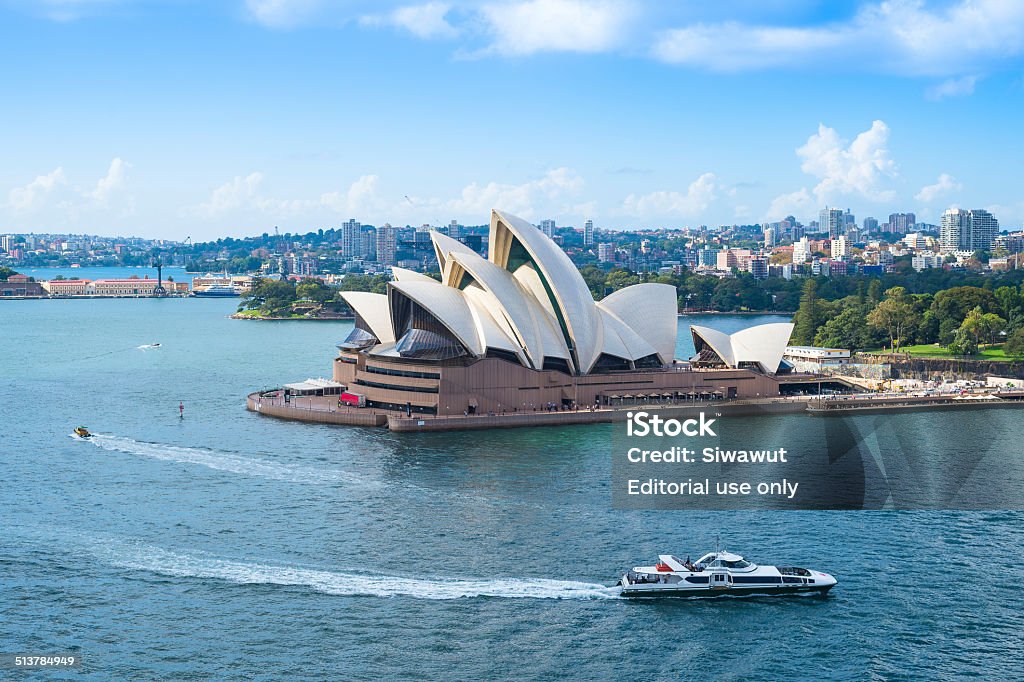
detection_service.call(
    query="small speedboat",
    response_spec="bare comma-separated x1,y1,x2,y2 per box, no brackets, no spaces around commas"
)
618,551,836,598
73,426,92,439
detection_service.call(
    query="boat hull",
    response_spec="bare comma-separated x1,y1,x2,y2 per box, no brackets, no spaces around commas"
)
192,290,240,297
619,583,835,598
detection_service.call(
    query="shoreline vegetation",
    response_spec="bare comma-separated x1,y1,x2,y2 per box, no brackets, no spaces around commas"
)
10,262,1024,367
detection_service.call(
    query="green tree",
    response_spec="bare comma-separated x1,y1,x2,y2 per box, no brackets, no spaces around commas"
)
957,306,1005,348
791,278,823,345
867,286,920,351
604,269,640,293
1004,328,1024,357
813,307,869,350
241,278,297,315
295,279,335,304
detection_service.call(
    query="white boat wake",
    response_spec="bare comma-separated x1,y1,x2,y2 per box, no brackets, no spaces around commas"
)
85,434,380,488
108,545,619,601
137,343,162,350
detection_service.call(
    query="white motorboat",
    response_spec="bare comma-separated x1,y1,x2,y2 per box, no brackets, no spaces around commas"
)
618,551,836,598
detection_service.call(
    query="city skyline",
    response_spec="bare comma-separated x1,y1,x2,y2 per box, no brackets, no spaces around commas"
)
1,0,1023,239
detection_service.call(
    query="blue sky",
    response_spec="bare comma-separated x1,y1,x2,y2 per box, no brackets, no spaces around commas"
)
1,0,1022,240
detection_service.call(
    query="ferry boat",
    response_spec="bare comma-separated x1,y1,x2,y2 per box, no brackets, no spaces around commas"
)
192,283,239,297
618,551,836,598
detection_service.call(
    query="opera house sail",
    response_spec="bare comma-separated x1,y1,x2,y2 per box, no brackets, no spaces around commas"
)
324,209,795,418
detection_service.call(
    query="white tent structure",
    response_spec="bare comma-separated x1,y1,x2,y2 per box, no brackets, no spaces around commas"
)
340,209,679,376
689,323,794,375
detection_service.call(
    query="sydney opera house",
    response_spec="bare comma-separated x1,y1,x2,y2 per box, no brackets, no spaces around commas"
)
324,210,797,418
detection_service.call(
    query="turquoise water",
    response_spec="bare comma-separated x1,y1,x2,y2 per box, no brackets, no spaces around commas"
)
17,265,194,284
2,300,1022,679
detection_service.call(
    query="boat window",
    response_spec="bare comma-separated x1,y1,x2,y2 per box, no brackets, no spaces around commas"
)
706,560,722,568
723,560,750,569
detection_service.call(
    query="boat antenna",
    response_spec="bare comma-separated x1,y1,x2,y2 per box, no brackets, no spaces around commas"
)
715,533,720,555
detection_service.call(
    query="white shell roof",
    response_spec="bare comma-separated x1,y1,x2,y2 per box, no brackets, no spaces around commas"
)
598,283,679,364
388,279,484,356
367,209,684,375
443,246,570,366
596,307,658,364
391,267,437,283
430,231,476,274
690,323,794,375
490,210,603,373
339,291,395,343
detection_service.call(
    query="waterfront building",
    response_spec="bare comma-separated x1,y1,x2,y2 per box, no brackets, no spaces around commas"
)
325,210,796,417
0,274,43,297
783,346,851,373
40,279,91,296
716,248,751,271
746,256,769,280
583,219,594,246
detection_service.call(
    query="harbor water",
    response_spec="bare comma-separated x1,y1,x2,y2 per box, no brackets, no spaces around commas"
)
1,298,1022,679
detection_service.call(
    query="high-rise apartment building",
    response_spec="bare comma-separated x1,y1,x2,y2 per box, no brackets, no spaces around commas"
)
376,223,397,265
819,208,845,239
763,224,778,247
940,208,998,252
831,235,850,260
747,256,768,280
863,217,878,233
792,237,811,264
583,219,594,246
342,219,363,258
888,213,916,235
597,242,614,263
540,219,556,238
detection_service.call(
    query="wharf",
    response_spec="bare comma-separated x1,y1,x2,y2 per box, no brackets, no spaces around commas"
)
806,391,1024,414
246,391,806,431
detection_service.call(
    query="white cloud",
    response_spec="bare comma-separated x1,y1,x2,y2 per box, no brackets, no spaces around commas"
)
621,173,718,218
445,167,585,217
915,173,962,202
199,172,266,216
765,188,814,222
797,120,897,204
194,167,587,223
925,74,980,100
7,168,67,211
477,0,632,56
85,157,129,204
361,3,457,39
245,0,323,28
652,0,1024,77
320,174,385,213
